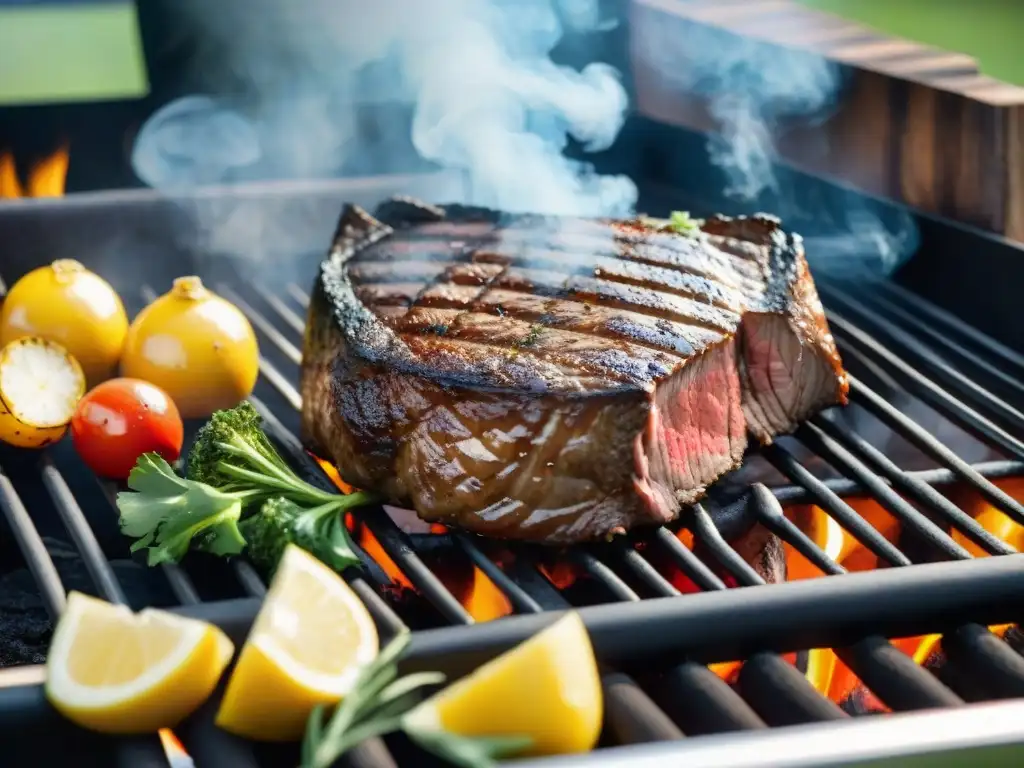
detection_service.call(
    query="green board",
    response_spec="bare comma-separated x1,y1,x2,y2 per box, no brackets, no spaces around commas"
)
797,0,1024,86
0,1,148,106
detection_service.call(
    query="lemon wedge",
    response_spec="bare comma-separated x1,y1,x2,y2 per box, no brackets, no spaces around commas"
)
215,544,379,741
45,592,233,734
0,336,85,448
404,611,603,757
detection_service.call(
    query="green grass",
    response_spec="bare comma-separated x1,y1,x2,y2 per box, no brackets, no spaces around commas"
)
0,3,148,106
797,0,1024,86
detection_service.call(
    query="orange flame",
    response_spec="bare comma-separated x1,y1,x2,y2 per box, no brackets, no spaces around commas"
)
0,146,69,199
780,485,1022,704
314,456,511,621
669,488,1020,702
159,729,193,766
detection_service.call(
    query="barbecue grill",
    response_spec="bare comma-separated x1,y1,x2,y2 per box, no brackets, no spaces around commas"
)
1,121,1024,768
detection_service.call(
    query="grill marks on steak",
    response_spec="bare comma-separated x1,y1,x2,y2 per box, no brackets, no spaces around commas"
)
300,200,848,542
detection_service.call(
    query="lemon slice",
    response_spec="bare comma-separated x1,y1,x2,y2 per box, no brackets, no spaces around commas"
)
215,544,379,741
0,336,85,448
404,611,603,757
45,592,233,734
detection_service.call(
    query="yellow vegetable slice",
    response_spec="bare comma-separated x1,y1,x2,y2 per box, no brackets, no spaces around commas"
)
404,611,603,757
45,592,233,734
215,544,379,741
0,336,85,448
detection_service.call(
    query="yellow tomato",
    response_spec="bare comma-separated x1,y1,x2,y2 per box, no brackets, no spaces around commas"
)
0,259,128,386
121,277,259,419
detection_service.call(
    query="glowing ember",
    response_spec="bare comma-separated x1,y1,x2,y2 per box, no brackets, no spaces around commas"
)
357,524,414,590
314,455,354,493
0,146,69,199
538,560,580,591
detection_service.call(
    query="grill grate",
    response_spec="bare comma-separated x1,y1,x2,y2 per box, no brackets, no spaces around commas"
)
0,263,1023,767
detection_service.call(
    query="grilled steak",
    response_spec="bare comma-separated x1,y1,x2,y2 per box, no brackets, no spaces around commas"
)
300,198,848,543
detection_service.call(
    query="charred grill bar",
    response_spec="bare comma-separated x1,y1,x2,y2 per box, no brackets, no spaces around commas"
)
0,176,1022,767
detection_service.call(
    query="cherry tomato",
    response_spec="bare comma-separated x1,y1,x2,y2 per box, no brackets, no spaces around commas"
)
71,378,184,479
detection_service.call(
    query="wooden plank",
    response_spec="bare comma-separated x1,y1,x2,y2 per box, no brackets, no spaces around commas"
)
629,0,1024,241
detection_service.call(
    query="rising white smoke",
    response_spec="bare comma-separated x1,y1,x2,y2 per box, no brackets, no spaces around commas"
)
131,0,637,218
635,15,919,279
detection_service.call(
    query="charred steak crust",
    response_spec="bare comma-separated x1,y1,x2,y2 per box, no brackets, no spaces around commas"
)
300,198,848,543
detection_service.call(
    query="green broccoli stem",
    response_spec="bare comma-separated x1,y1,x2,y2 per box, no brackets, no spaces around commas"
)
217,463,339,504
213,434,343,506
218,436,308,486
306,491,378,517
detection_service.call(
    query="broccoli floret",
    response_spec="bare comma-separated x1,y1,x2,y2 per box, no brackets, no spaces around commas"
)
241,496,363,575
186,402,334,508
118,404,374,572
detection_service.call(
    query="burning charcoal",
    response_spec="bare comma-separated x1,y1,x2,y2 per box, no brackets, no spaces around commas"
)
0,538,178,668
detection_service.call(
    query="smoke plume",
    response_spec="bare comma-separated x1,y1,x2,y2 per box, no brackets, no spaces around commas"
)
132,0,637,219
638,17,919,279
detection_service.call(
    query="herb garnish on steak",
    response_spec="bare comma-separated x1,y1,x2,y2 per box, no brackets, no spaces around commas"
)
300,198,848,543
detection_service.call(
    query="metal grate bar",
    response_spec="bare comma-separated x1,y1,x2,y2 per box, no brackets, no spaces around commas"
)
232,561,267,598
813,413,1015,556
795,423,974,561
748,485,845,576
826,287,1024,424
604,543,685,597
942,624,1024,700
834,637,963,711
769,459,1024,506
830,314,1024,460
875,281,1024,377
850,377,1024,524
650,662,768,734
39,458,128,605
568,550,642,602
847,288,1024,402
701,495,966,714
737,653,847,726
219,285,303,366
287,283,311,309
761,444,911,566
357,511,474,625
253,284,307,336
650,526,729,591
688,505,765,587
0,465,66,619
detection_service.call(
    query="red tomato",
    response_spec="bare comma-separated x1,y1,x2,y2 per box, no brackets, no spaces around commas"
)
71,378,184,480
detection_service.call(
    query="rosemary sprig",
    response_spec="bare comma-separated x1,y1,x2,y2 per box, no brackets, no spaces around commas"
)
404,725,533,768
301,632,442,768
300,631,534,768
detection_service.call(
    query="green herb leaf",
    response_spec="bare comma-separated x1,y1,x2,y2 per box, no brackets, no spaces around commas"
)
302,632,444,768
116,453,247,565
668,210,701,235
